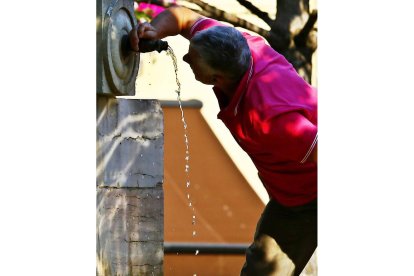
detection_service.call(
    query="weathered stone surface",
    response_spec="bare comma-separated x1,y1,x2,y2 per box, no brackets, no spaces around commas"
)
97,0,139,96
131,265,163,276
96,95,164,275
96,186,164,276
97,97,164,188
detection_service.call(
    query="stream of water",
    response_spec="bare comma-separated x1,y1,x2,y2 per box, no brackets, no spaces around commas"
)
167,46,198,245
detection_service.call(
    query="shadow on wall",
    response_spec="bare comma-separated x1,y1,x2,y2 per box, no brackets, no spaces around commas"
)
96,98,163,187
96,96,164,275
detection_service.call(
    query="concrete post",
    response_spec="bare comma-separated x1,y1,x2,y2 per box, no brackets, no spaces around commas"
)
96,0,164,275
96,98,164,275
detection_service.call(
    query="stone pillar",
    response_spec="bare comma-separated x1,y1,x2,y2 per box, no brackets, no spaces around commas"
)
96,0,164,275
96,98,164,275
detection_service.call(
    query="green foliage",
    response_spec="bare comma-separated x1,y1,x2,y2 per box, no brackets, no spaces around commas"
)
134,10,152,22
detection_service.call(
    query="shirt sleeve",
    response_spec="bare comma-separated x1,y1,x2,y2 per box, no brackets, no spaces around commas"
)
189,18,226,38
254,111,317,163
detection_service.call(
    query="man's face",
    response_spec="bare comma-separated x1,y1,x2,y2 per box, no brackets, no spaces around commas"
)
183,44,215,85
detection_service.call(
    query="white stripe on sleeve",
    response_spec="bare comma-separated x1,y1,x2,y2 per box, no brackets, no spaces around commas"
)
300,133,318,163
189,17,207,37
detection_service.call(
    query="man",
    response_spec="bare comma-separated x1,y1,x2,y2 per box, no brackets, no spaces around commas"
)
130,6,317,276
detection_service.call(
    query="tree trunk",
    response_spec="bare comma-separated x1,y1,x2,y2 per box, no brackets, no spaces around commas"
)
237,0,317,82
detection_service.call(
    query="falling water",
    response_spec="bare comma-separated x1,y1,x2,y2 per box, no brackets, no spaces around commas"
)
167,46,198,243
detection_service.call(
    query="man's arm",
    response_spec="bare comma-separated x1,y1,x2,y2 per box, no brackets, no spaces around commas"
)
129,6,203,52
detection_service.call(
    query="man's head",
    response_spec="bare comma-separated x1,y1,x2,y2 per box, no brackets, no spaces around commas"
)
183,26,251,85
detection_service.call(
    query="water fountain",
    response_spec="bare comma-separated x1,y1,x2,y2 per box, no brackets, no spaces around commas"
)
96,0,164,274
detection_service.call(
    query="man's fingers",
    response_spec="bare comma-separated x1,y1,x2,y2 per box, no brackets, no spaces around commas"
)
129,26,140,52
138,22,156,39
129,23,158,52
138,23,147,37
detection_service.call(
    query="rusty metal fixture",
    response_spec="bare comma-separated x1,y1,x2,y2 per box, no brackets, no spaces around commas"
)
137,39,169,53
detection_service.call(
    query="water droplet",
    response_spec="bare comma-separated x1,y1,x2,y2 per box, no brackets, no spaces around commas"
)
192,231,196,236
187,194,190,199
189,202,192,207
186,181,190,187
195,250,199,255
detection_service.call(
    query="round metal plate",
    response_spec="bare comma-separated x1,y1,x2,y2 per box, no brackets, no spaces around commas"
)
103,1,139,95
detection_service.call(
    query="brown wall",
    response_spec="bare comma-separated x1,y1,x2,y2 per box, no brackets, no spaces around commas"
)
162,102,265,275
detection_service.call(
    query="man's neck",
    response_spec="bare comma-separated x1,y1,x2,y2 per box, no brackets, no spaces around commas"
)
215,76,241,102
220,83,238,101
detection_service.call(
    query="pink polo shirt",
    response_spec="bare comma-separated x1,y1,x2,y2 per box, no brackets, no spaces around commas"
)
190,18,317,207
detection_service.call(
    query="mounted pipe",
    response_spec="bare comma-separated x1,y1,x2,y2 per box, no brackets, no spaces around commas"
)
164,242,249,255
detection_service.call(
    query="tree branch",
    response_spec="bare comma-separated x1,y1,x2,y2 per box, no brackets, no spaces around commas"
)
234,0,272,26
135,0,269,37
294,9,317,50
187,0,269,37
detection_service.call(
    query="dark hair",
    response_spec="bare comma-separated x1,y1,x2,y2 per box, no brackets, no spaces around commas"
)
191,26,251,80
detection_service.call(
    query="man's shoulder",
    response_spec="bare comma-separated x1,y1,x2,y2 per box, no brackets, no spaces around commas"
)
245,63,317,120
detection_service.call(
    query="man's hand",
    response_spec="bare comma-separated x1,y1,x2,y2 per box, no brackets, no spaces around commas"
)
129,22,159,52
